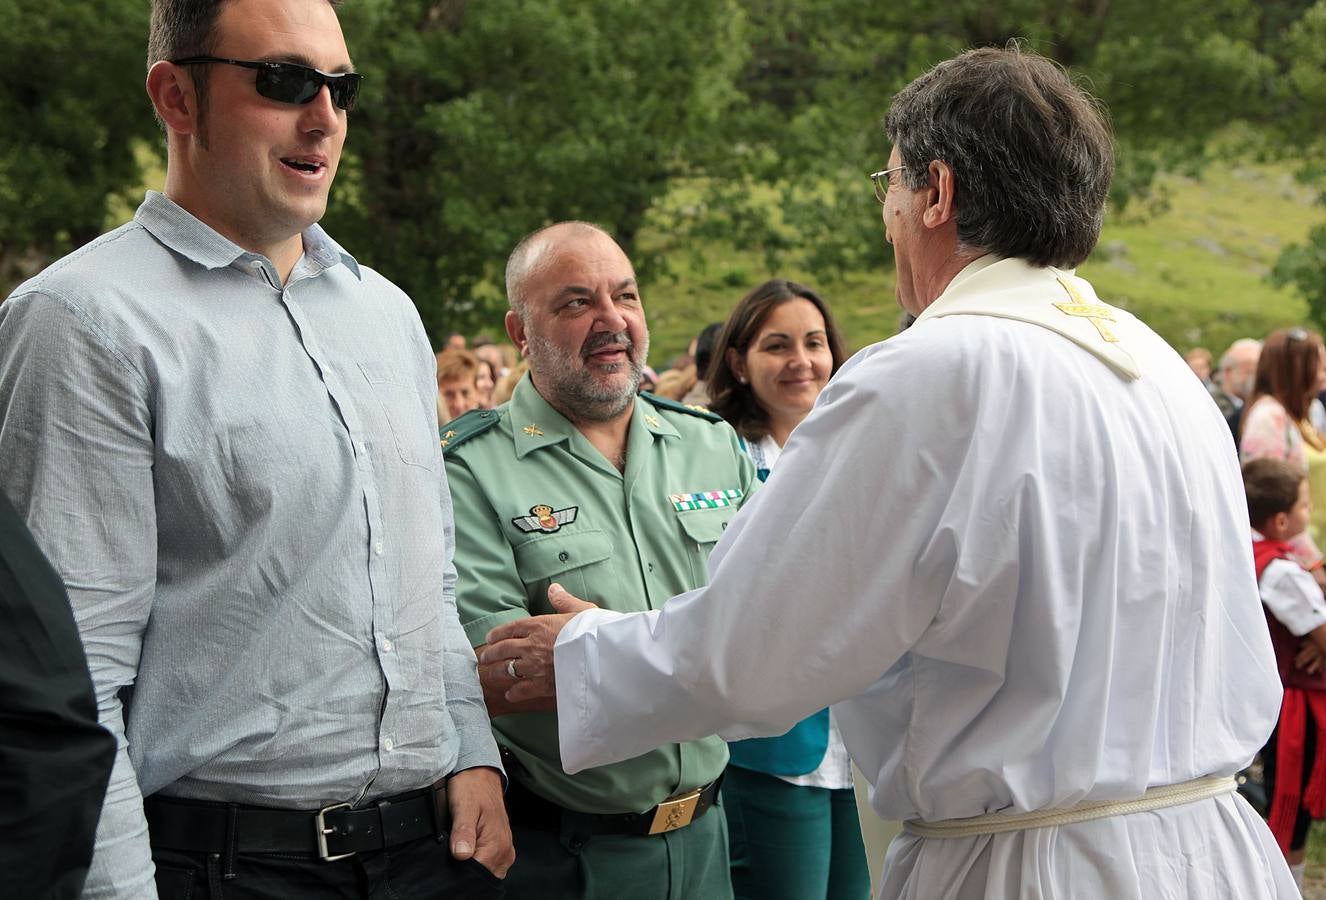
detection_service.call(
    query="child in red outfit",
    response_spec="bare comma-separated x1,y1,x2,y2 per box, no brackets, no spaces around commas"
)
1245,456,1326,888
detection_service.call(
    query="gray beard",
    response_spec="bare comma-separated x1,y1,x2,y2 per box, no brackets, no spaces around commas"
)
525,329,649,423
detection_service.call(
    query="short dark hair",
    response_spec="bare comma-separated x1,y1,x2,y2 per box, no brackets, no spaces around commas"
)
708,279,847,442
884,44,1114,268
148,0,226,137
1243,457,1305,531
147,0,341,143
693,322,724,381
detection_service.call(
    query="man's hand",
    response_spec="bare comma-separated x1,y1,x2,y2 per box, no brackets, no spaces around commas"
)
480,583,597,704
446,766,514,878
1296,639,1326,674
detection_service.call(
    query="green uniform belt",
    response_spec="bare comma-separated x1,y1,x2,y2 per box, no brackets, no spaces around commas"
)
507,774,724,837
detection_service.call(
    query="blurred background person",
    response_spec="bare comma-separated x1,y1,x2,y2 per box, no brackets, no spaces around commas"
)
705,278,863,900
475,357,497,410
683,322,725,407
491,359,529,407
1214,338,1262,437
1186,346,1214,386
437,348,482,423
1240,328,1326,584
652,366,697,401
472,336,511,381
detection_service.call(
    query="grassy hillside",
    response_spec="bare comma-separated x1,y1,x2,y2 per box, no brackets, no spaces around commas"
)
638,161,1323,365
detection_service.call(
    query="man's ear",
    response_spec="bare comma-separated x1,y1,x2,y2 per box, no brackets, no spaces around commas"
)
146,60,197,136
505,310,528,356
922,159,957,230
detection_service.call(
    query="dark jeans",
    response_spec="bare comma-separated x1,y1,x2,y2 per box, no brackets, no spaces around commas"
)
153,833,504,899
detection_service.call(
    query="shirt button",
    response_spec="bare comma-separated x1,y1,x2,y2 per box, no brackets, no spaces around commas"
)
374,541,384,556
356,440,367,455
379,636,394,653
381,736,394,752
558,551,570,562
647,562,655,572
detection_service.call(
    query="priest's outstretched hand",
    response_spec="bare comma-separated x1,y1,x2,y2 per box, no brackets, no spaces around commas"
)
481,584,597,703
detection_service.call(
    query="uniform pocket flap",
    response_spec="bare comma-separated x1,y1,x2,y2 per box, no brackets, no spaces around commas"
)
675,507,734,545
513,529,614,582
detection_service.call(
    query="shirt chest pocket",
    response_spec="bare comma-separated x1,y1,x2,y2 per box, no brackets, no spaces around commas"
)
512,529,615,613
357,361,438,471
675,507,736,585
675,507,735,546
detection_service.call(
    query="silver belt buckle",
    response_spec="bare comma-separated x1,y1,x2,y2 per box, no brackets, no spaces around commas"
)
315,802,355,861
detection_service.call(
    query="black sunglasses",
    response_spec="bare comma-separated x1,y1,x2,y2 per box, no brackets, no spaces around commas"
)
172,56,362,111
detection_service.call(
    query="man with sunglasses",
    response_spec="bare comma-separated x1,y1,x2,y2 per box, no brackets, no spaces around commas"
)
0,0,511,897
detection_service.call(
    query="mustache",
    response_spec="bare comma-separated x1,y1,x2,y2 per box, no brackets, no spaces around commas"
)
581,331,633,358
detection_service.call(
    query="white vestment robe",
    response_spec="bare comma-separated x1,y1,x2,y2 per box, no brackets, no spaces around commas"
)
555,256,1295,898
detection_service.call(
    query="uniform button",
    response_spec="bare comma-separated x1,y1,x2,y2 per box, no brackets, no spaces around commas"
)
374,541,384,556
356,440,367,455
558,551,569,562
381,736,394,752
250,259,263,268
379,636,394,653
647,562,655,572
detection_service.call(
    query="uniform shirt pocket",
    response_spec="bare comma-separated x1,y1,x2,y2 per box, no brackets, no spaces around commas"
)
675,507,736,546
512,530,614,611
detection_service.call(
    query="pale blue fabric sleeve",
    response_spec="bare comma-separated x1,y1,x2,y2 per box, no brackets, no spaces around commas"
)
0,290,159,898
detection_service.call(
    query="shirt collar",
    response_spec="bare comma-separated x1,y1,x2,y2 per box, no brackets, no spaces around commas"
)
507,375,678,460
133,191,361,279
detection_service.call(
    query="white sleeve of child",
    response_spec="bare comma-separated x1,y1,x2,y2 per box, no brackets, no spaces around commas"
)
1261,558,1326,636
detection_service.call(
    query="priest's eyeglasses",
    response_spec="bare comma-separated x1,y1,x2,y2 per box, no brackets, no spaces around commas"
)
870,165,906,204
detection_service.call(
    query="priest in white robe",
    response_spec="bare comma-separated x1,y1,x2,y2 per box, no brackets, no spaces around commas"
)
482,45,1296,899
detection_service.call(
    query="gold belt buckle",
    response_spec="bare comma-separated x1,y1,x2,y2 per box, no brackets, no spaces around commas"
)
648,787,702,835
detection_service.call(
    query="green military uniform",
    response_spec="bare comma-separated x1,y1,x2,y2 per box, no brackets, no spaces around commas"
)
444,375,757,900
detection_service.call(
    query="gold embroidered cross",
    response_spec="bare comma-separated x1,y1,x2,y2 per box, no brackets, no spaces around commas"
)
523,424,544,437
1053,276,1118,342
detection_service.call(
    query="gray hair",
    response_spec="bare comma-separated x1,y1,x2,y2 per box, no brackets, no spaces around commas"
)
884,44,1114,268
504,221,613,319
1219,338,1263,371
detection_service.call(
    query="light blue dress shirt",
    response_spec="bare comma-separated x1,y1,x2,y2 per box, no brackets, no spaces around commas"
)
0,192,499,897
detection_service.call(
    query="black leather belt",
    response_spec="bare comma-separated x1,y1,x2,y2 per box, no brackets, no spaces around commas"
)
505,776,722,837
144,784,449,861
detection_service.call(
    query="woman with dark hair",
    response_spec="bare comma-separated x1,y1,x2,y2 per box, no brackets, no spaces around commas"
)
707,279,867,899
1241,327,1326,577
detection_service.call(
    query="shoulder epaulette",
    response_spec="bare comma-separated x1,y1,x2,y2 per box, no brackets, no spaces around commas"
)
439,408,503,454
640,392,723,423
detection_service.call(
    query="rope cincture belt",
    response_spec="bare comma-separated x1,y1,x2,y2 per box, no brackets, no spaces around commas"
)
903,775,1237,839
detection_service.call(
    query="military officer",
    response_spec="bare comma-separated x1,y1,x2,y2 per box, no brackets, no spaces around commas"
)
443,221,757,899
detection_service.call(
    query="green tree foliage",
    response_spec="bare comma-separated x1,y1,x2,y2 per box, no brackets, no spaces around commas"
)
4,0,1323,343
0,0,157,288
325,0,749,338
1267,1,1326,326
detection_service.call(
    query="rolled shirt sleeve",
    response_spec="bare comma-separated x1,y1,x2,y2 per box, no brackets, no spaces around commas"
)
1261,558,1326,637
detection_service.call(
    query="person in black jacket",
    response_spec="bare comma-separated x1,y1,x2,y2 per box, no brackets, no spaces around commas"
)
0,488,115,899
